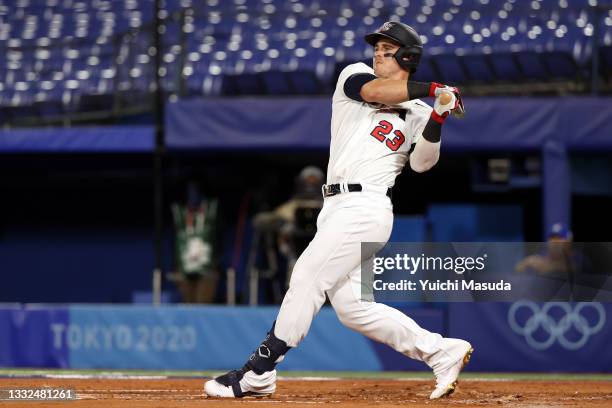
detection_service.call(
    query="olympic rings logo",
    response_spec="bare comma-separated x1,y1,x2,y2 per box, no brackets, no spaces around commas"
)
508,301,606,350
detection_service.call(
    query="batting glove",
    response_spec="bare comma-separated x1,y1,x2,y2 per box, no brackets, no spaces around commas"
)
429,82,465,118
431,92,457,124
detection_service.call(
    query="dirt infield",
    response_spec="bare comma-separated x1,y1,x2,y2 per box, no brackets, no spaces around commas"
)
1,377,611,407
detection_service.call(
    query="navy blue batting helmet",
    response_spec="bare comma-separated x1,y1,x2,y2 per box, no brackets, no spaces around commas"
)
365,22,423,74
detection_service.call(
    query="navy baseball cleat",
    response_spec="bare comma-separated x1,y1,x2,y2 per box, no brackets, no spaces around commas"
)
205,322,288,398
204,368,276,398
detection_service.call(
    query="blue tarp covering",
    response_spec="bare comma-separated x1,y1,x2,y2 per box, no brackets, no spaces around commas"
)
1,98,611,152
165,97,612,151
1,303,610,371
449,302,612,372
0,125,154,152
166,97,332,150
0,305,383,370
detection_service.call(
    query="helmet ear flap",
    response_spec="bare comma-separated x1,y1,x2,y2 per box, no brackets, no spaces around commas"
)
393,46,422,74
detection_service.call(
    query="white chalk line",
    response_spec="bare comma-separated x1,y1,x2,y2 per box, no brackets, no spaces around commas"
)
46,374,171,380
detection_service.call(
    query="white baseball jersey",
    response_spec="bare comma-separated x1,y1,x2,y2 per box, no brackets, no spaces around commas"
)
327,62,433,188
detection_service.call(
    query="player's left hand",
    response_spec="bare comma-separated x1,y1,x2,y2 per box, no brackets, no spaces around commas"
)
433,91,458,119
431,83,465,118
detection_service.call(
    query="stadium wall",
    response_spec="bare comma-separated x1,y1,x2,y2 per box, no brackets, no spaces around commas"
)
1,97,610,302
1,98,611,152
0,303,610,372
0,206,521,303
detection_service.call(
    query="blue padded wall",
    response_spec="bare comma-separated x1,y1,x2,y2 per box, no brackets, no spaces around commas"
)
389,216,427,242
427,204,523,242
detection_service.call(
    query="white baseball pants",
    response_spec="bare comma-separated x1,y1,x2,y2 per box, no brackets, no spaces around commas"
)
274,190,446,368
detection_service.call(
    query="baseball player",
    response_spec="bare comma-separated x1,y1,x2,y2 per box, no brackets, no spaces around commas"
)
205,22,472,400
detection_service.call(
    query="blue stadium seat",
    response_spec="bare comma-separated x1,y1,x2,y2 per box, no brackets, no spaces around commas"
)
5,105,38,122
544,52,580,80
32,100,64,117
432,54,468,84
221,73,264,96
461,54,496,82
411,58,439,83
77,93,115,113
287,70,322,94
260,71,292,95
0,0,605,102
515,52,549,81
489,53,523,81
598,46,612,79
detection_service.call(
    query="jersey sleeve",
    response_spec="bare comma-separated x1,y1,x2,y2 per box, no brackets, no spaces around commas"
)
344,73,377,101
334,62,375,102
403,99,433,145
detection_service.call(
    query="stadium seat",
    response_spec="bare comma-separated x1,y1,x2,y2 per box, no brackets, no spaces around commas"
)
489,53,524,81
544,52,580,80
287,70,323,95
0,0,606,103
515,52,549,81
432,54,469,85
461,54,496,82
411,58,439,83
221,73,264,96
598,46,612,79
260,71,292,95
32,100,65,117
77,93,115,113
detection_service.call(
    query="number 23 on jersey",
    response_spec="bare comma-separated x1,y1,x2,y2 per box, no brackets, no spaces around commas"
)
369,120,406,151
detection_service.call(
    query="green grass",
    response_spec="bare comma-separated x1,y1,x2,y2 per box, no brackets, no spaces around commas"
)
0,368,611,381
